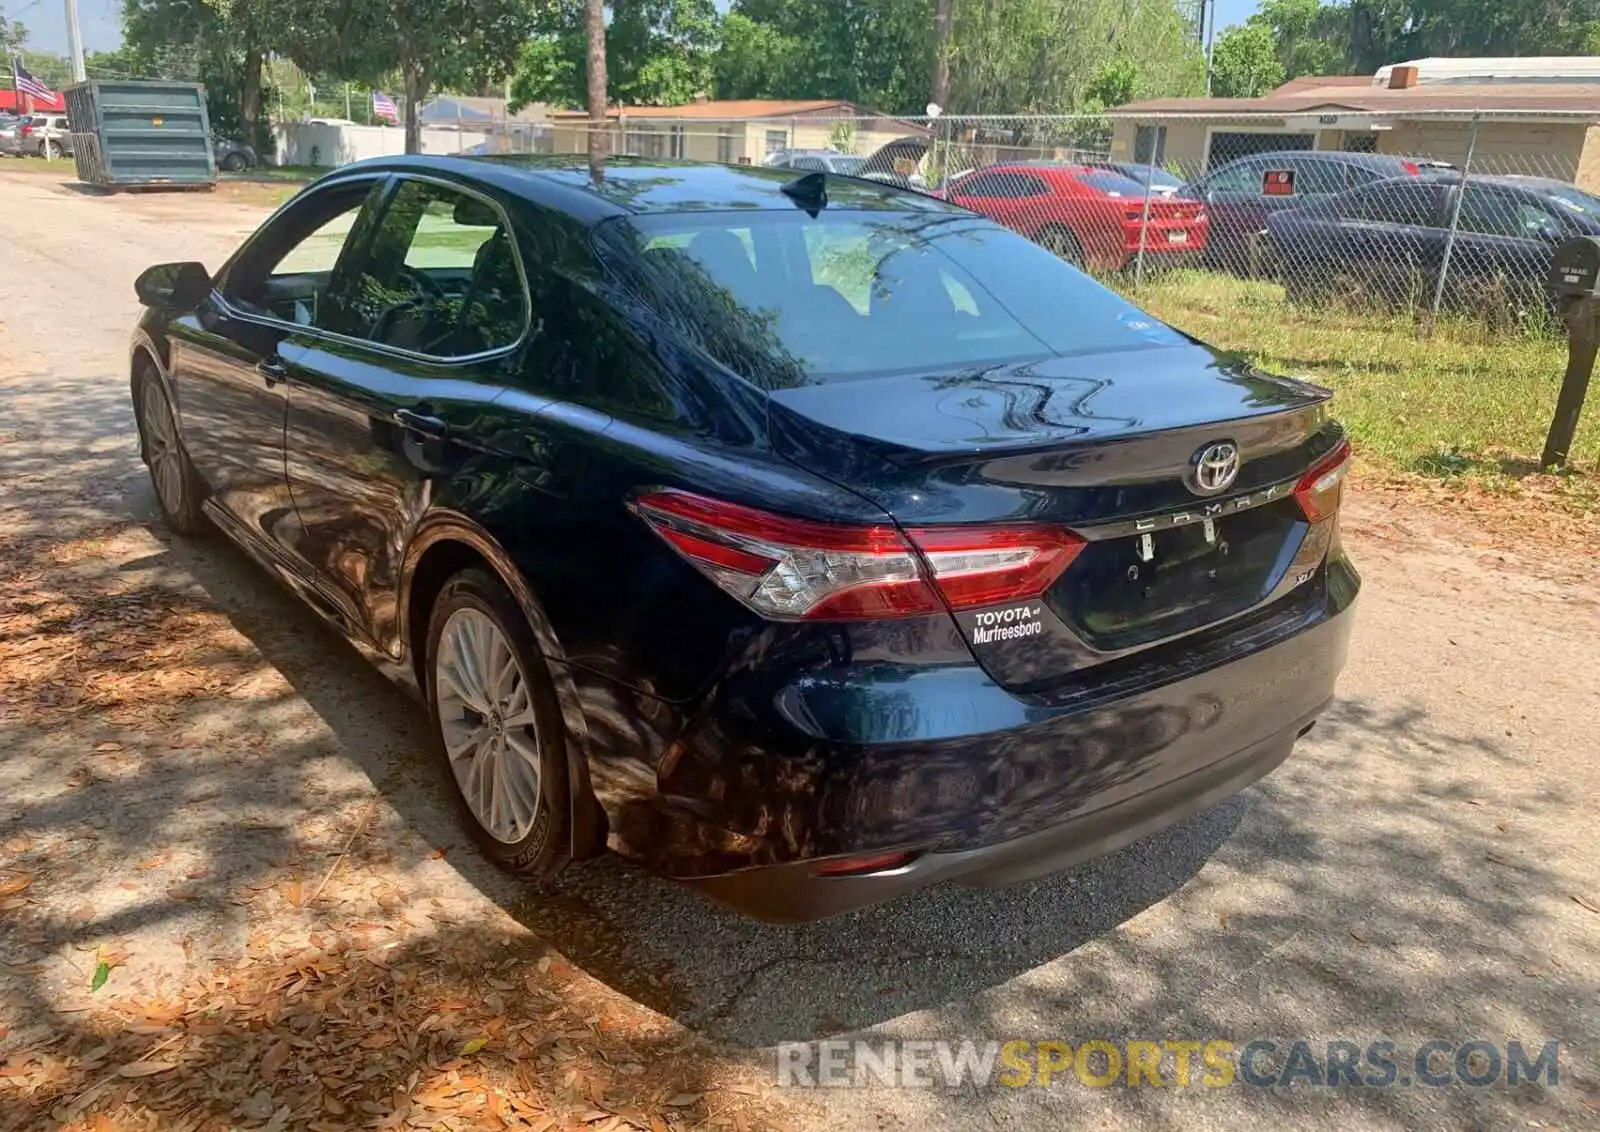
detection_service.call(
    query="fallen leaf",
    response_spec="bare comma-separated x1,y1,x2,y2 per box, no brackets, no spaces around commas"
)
282,879,304,908
261,1039,291,1078
90,960,112,992
461,1036,489,1056
136,855,168,870
1574,894,1600,914
359,1031,396,1050
1219,910,1229,931
664,1093,702,1108
118,1060,177,1077
94,741,124,752
0,875,31,898
3,835,33,854
1348,927,1368,943
1464,798,1487,807
165,888,200,902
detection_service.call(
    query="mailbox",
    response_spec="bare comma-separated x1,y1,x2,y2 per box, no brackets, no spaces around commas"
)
1546,235,1600,298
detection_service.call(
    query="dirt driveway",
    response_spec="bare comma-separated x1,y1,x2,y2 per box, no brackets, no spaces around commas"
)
1,169,1596,1132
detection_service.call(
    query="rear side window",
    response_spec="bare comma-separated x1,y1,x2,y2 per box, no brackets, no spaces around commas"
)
1338,183,1442,226
956,172,1049,198
1292,161,1347,195
599,210,1187,388
1457,187,1562,239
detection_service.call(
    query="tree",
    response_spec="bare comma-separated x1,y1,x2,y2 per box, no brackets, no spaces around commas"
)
586,0,606,162
930,0,953,110
1,15,27,57
1250,0,1346,79
1210,23,1286,98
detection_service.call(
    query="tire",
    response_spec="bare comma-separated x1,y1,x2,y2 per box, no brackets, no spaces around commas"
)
221,152,247,173
425,568,571,877
1038,225,1084,267
133,373,208,534
41,139,55,160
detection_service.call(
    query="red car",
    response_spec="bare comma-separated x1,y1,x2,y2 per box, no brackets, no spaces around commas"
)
944,163,1209,270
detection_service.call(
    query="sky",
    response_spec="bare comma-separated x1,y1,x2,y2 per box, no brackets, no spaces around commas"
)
11,0,1264,63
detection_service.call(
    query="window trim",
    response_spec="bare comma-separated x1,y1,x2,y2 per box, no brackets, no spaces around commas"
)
214,171,536,367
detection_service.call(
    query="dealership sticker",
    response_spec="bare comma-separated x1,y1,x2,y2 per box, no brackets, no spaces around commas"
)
958,602,1046,646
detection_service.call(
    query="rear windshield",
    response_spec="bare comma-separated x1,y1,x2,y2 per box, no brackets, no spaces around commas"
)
1125,165,1184,190
1075,172,1148,197
831,156,866,175
597,210,1186,388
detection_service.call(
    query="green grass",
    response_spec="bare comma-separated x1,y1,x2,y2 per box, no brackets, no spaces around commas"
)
224,163,323,182
1115,271,1598,516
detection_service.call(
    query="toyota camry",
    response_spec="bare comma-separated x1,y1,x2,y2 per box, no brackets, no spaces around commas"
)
128,156,1357,921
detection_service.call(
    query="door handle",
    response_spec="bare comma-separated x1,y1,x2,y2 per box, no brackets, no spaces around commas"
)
256,357,289,387
394,407,449,438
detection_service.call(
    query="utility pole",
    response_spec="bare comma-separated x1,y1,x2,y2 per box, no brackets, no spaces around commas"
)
930,0,953,113
1203,0,1216,96
64,0,86,83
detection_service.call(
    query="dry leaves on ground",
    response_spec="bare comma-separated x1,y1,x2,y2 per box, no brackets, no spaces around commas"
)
0,926,791,1132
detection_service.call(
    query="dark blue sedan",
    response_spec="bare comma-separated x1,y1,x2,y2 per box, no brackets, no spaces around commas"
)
128,156,1357,920
1268,173,1600,307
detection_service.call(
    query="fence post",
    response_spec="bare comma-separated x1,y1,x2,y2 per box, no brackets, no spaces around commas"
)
1430,110,1481,315
1134,171,1155,288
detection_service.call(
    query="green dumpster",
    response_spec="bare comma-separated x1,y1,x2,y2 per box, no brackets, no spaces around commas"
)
66,79,217,189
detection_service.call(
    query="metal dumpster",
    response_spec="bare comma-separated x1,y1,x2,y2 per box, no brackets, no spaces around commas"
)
66,79,217,189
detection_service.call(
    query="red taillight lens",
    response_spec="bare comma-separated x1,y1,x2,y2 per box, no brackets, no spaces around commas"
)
19,125,32,137
1401,160,1420,175
632,489,1084,621
1294,440,1351,522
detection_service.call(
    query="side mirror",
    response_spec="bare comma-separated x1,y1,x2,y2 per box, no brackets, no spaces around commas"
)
135,262,211,309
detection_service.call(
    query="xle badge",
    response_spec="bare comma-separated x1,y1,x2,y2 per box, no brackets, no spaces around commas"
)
956,601,1046,646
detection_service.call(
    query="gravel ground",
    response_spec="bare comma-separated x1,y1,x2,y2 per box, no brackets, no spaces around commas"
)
0,168,1596,1131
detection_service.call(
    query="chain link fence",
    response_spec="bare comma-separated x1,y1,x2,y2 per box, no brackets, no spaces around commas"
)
556,108,1598,338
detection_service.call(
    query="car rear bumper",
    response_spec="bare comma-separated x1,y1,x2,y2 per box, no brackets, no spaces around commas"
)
656,555,1357,919
686,700,1321,921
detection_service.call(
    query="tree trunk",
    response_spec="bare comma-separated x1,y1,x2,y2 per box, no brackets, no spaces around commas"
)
930,0,954,111
585,0,608,166
240,50,264,153
403,53,427,155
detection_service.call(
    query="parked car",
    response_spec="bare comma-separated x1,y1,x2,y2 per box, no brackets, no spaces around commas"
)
1086,161,1187,197
944,162,1209,269
20,114,73,159
1268,172,1600,309
766,148,867,175
127,155,1357,921
212,135,259,172
1181,151,1436,272
0,113,22,156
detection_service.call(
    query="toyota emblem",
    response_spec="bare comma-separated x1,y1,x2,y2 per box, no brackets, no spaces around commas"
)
1190,441,1241,495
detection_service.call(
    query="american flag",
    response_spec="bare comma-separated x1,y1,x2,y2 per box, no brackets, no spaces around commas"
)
371,90,399,124
14,62,58,104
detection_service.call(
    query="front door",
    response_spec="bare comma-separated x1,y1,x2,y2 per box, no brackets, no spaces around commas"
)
282,176,535,655
173,175,385,550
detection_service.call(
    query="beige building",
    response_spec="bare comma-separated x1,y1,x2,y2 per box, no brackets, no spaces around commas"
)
549,99,928,165
1106,60,1600,189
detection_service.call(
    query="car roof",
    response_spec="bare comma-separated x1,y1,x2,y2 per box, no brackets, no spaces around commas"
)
326,154,957,223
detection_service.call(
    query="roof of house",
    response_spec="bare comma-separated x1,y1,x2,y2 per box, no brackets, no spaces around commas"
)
1109,82,1600,118
550,99,930,132
1270,75,1373,96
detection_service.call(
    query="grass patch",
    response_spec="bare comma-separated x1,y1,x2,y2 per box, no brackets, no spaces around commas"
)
1117,271,1598,516
224,163,324,182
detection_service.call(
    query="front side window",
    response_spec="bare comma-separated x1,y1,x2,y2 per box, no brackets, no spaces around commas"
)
599,210,1187,389
1339,183,1442,227
326,179,529,357
1206,160,1264,195
1458,187,1561,239
224,180,379,324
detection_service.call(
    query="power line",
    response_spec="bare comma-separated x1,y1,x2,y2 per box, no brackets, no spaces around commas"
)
3,0,49,24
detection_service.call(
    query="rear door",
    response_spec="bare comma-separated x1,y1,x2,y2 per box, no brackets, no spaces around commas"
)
173,174,384,550
1320,180,1448,297
281,174,535,652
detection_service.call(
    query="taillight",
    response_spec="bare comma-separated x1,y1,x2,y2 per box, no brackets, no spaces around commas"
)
1294,440,1351,522
632,489,1084,621
19,125,32,137
1401,160,1420,175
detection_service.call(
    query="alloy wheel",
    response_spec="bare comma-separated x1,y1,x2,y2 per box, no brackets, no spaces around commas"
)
433,607,544,844
141,382,186,517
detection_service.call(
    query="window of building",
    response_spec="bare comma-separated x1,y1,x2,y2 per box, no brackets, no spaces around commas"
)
670,125,685,160
1133,125,1167,165
765,129,788,155
717,129,735,163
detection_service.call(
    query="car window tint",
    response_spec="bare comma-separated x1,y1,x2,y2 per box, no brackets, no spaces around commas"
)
790,157,826,172
599,210,1188,388
1542,183,1600,217
1293,160,1345,195
327,179,529,357
1206,160,1263,194
1458,187,1559,239
225,181,377,324
1339,183,1441,226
